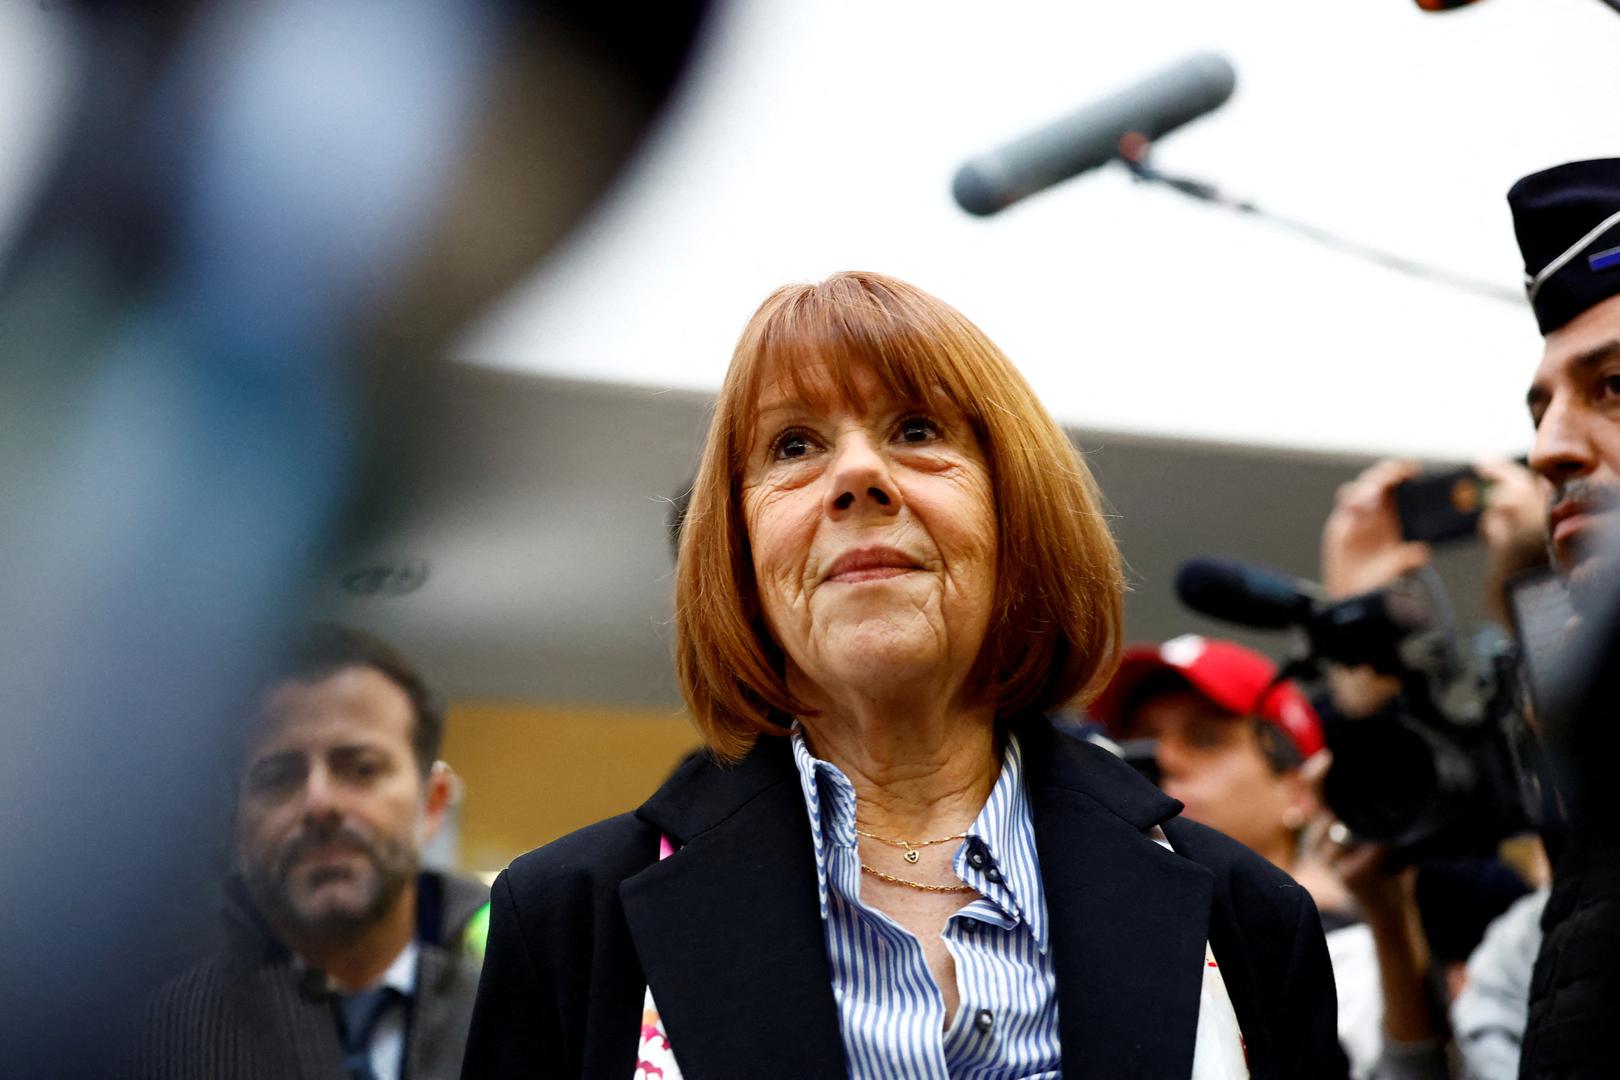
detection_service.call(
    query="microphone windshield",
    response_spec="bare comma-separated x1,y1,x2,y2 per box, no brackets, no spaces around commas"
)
953,52,1236,216
1174,557,1316,630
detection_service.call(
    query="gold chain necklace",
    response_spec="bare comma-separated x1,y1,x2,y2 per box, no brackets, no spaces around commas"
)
860,862,975,894
852,826,969,865
853,823,973,893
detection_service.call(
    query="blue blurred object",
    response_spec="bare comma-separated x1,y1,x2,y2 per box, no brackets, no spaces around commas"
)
0,1,710,1071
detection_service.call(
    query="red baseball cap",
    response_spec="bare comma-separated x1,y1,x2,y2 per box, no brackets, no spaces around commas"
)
1090,634,1324,759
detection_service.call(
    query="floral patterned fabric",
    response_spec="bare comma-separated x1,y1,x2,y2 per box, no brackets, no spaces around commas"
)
633,835,683,1080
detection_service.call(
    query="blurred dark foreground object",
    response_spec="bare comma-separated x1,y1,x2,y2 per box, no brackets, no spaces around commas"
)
0,1,709,1074
1415,0,1620,15
1527,556,1620,1078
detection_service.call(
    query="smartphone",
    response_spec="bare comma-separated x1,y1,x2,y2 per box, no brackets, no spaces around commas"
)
1395,467,1486,544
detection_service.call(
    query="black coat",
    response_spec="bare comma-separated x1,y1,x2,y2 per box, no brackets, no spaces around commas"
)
463,716,1348,1079
1519,834,1620,1079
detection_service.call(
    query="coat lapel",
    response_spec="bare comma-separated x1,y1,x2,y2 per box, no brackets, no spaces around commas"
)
1020,717,1216,1078
234,963,345,1079
620,739,847,1078
405,873,486,1080
620,722,1220,1078
407,944,474,1080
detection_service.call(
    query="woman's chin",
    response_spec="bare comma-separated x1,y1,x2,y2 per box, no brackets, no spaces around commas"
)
809,627,956,694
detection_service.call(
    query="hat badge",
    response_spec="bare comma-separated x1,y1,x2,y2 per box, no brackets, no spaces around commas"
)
1590,244,1620,273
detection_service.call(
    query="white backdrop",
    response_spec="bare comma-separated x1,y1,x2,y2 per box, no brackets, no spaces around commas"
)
460,0,1620,458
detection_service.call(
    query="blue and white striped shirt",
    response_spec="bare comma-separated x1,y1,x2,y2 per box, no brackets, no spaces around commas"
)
790,729,1062,1079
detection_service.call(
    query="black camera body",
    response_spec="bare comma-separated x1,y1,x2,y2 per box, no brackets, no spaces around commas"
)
1176,557,1544,858
1317,629,1543,858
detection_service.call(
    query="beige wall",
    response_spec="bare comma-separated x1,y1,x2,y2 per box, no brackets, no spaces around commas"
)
442,703,700,875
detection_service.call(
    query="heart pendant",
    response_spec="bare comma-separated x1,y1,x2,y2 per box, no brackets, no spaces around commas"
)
904,850,920,864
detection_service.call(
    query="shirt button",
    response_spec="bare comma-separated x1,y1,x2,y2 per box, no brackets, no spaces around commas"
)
974,1008,995,1034
959,917,980,933
967,850,987,869
985,867,1003,883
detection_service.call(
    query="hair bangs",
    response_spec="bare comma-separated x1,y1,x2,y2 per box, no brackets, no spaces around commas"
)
724,277,984,471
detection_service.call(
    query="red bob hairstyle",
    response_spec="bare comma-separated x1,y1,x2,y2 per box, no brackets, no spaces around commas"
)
675,271,1124,761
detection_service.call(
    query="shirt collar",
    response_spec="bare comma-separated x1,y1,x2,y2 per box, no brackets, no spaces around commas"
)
789,725,1050,952
378,939,418,997
958,734,1050,954
790,725,858,919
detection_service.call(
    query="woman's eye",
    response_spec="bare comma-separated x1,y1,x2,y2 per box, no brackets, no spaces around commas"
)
1603,373,1620,398
770,429,817,461
896,416,940,444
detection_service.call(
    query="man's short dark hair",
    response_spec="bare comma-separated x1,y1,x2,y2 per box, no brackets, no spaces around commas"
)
264,623,445,772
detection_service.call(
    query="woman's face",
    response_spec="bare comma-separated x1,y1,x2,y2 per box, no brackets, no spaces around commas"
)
740,363,998,706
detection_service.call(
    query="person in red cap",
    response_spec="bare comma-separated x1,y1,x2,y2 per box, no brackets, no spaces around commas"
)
1090,634,1325,877
1091,634,1448,1080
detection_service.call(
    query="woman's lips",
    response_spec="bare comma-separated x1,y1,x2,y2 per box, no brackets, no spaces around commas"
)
830,566,913,583
823,546,920,584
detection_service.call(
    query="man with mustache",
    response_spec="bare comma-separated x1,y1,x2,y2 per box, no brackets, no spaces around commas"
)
128,625,488,1080
1509,158,1620,1080
1520,168,1620,601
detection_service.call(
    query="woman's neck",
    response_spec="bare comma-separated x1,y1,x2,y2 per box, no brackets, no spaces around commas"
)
799,698,1000,839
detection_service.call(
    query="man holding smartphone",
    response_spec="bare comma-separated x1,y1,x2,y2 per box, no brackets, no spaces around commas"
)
1316,158,1620,1079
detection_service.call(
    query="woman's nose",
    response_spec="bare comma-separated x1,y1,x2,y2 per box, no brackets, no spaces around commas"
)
825,433,901,517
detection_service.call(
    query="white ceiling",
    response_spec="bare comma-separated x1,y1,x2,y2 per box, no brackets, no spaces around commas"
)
458,0,1620,459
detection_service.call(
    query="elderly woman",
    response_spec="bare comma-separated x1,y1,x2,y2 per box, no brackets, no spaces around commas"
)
463,272,1346,1079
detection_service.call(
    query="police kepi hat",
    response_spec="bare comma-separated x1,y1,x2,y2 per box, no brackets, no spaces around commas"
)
1508,158,1620,334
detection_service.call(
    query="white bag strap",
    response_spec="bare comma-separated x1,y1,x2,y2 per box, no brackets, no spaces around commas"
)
1150,825,1250,1079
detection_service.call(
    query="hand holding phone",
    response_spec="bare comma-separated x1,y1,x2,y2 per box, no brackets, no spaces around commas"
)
1323,459,1431,599
1394,467,1487,544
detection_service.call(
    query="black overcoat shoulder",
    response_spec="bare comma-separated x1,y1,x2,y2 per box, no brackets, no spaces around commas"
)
462,716,1347,1079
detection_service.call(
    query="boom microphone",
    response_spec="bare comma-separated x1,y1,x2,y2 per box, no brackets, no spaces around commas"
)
952,52,1237,217
1173,557,1318,630
1175,556,1437,674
